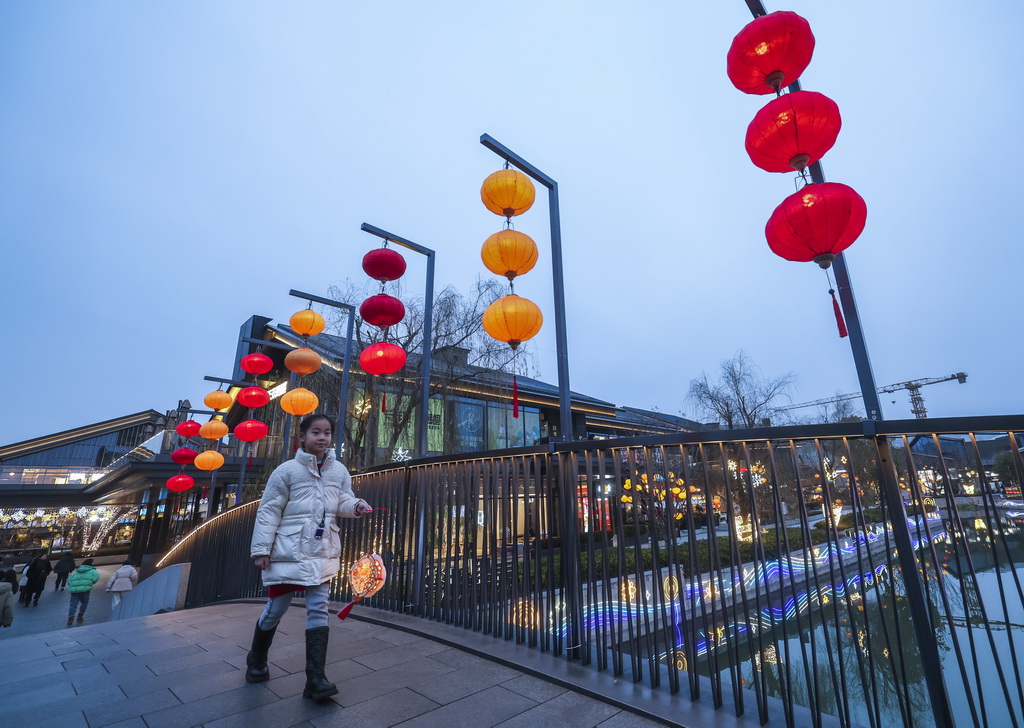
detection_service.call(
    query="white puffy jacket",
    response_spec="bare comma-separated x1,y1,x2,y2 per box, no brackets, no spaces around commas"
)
250,448,368,587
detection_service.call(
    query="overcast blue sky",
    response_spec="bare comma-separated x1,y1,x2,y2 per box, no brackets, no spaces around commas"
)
1,1,1021,445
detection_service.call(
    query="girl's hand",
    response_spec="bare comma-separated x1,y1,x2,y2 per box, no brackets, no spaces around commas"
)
354,502,373,517
253,556,270,570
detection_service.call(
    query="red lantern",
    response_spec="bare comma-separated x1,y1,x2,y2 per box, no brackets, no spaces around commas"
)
171,447,198,466
727,11,815,95
240,352,274,375
360,294,406,328
237,386,270,409
234,419,269,442
167,474,194,492
362,248,407,282
745,90,841,172
765,182,867,268
359,342,407,376
176,420,201,438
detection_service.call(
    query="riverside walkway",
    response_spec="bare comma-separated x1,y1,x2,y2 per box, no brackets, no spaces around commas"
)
0,600,669,728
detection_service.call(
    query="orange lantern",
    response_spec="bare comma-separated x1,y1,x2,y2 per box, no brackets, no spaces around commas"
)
481,230,539,281
199,420,229,440
482,295,543,350
285,347,322,376
204,390,232,410
194,450,225,471
290,309,326,337
281,387,319,416
481,169,536,218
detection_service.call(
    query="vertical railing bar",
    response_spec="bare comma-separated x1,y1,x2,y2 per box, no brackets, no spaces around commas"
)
697,442,725,709
833,436,880,728
623,446,644,683
968,432,1024,718
738,440,772,724
837,437,884,728
678,443,705,702
876,432,954,728
811,438,853,728
657,444,682,697
715,441,747,717
582,448,598,668
638,445,661,689
909,435,985,728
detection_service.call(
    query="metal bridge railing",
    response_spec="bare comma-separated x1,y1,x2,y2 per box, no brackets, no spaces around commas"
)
159,415,1024,728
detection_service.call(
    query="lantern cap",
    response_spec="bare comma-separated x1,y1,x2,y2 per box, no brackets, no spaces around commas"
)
813,253,835,269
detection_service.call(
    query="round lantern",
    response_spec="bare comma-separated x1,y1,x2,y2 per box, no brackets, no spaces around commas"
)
482,295,543,350
285,347,322,376
360,294,406,328
199,420,229,440
290,309,326,337
167,474,195,492
359,342,407,376
727,11,815,95
176,420,201,438
240,352,274,375
745,90,841,173
171,447,198,466
237,386,270,409
362,248,407,282
281,387,319,416
234,419,269,442
204,389,233,411
481,169,536,218
194,450,225,471
765,182,867,268
481,230,539,281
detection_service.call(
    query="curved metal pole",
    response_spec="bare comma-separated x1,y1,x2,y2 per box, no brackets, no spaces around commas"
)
480,133,573,442
360,223,435,459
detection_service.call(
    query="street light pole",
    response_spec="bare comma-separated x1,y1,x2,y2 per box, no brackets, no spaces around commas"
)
288,290,356,461
360,223,435,459
480,134,574,442
741,1,882,421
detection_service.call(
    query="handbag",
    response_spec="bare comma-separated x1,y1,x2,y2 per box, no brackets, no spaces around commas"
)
19,575,28,586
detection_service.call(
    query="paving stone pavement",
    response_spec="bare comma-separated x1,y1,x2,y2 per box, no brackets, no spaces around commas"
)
0,600,669,727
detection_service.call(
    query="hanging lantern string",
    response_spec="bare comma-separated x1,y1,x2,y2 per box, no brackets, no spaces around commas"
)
511,349,520,418
794,168,810,191
824,268,849,339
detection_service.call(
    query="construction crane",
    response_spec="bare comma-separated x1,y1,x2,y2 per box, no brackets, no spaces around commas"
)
780,372,968,419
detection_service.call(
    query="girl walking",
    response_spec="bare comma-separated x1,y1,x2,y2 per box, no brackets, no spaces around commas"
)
247,413,372,700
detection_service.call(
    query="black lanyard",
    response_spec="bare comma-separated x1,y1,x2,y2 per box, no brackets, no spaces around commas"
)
314,510,326,540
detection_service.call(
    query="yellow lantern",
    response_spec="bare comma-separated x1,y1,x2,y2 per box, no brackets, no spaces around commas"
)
481,230,539,281
193,450,225,471
481,169,535,218
285,347,322,376
281,387,319,416
204,390,232,410
482,295,543,350
290,309,326,337
199,420,229,440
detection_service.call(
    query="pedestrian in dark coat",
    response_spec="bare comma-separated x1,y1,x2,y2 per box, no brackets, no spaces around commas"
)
20,555,52,606
53,554,76,591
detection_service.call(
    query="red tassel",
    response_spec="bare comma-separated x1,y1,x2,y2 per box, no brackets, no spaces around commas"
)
381,393,387,413
830,289,849,338
336,600,356,620
512,375,519,418
247,451,253,467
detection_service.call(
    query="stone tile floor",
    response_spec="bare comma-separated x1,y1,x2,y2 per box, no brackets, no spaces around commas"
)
0,601,669,727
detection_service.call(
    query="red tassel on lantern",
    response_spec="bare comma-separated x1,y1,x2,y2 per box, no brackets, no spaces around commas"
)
830,289,848,338
381,393,387,413
512,375,519,418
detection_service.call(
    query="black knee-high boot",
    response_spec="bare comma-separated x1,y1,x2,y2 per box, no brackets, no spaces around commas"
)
303,626,338,700
245,623,277,683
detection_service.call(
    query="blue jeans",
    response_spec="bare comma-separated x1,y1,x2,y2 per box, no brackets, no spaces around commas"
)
257,583,330,631
68,591,90,616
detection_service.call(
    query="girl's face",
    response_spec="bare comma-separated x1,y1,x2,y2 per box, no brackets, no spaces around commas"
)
301,418,332,457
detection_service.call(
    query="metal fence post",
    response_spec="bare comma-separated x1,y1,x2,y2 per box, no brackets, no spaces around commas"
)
871,426,955,728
